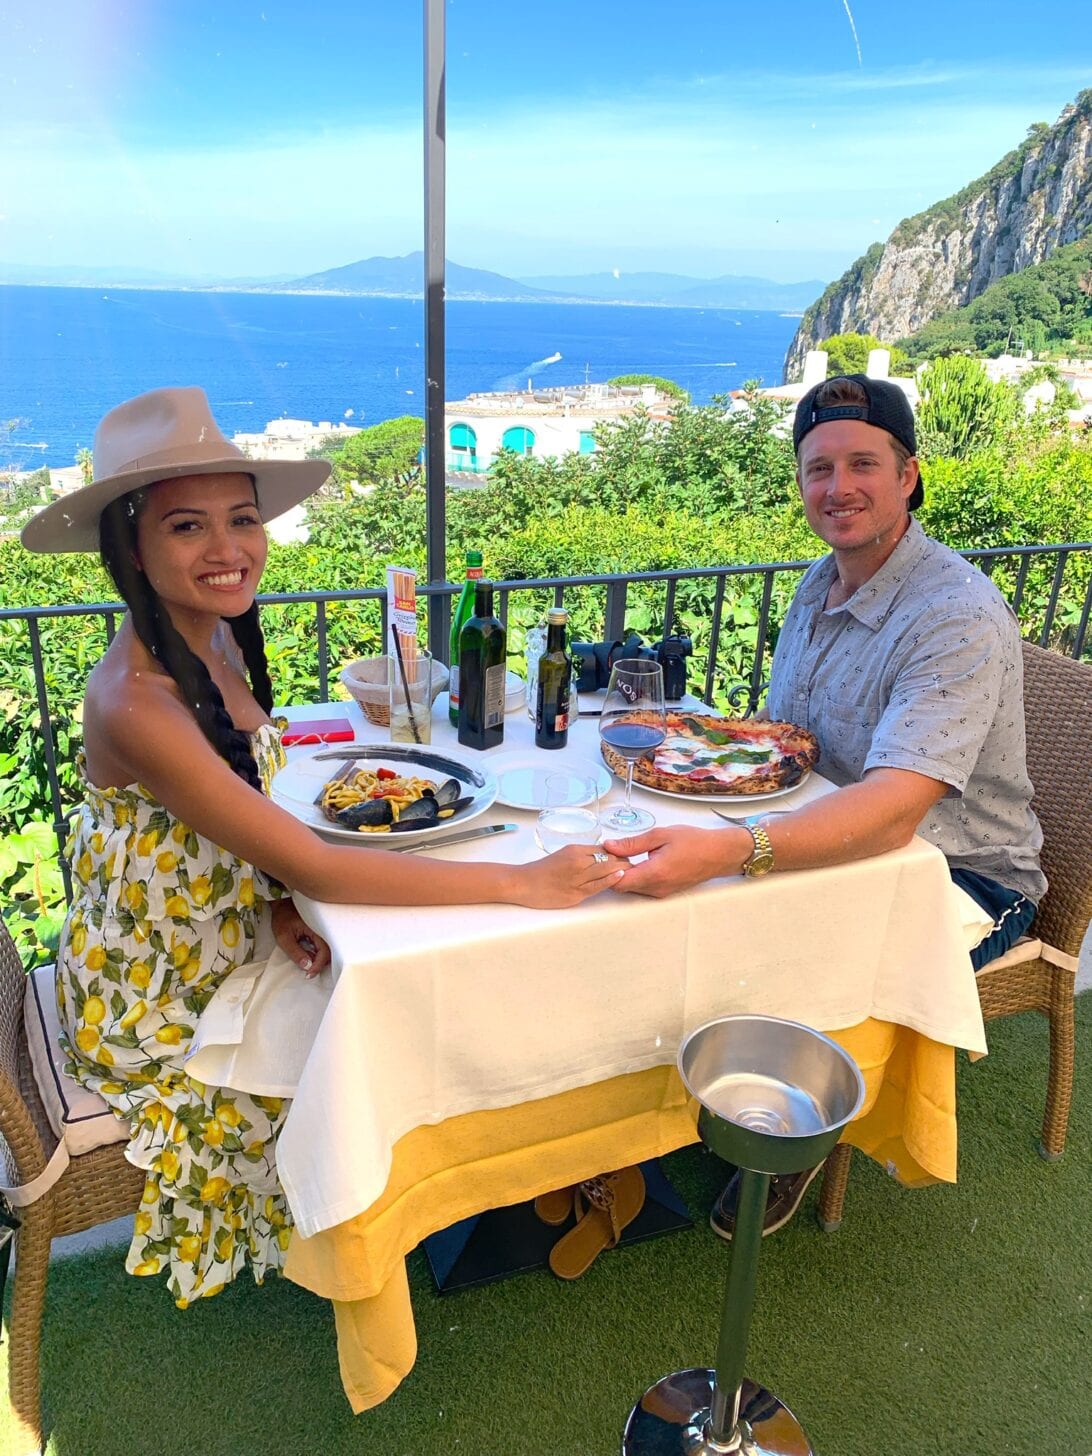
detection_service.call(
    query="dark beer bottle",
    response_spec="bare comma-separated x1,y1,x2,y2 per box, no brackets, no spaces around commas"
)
448,549,484,726
457,581,506,750
534,607,572,750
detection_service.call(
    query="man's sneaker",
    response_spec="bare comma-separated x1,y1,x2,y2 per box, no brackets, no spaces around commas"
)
709,1164,823,1241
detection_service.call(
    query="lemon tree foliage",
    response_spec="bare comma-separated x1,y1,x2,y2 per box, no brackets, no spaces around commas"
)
2,390,1091,964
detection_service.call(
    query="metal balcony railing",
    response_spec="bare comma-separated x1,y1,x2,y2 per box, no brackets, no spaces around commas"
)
3,541,1090,901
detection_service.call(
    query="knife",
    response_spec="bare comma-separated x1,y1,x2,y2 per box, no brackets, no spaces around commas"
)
388,822,518,853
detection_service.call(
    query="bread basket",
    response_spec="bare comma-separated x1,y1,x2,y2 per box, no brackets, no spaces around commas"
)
339,656,450,728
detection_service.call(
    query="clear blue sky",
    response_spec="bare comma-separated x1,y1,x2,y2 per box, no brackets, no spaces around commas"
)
1,0,1088,283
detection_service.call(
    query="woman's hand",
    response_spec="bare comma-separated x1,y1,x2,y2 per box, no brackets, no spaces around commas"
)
510,845,626,909
271,897,331,978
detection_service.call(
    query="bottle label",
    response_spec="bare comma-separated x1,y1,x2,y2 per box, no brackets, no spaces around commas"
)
484,664,505,727
554,680,571,735
449,664,459,707
468,567,484,579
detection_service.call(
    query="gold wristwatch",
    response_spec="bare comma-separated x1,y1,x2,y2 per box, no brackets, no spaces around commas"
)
741,822,775,877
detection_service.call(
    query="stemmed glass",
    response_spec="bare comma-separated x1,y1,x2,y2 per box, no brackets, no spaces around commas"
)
599,659,667,832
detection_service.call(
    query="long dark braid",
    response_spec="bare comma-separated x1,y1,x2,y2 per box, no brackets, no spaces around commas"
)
99,491,266,791
227,603,274,716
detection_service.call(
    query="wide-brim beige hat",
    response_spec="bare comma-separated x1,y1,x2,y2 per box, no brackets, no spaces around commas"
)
21,386,332,553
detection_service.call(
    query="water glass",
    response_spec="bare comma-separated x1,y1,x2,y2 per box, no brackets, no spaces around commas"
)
534,773,602,854
388,647,433,745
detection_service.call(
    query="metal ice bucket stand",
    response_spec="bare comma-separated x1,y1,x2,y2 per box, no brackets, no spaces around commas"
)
622,1014,865,1456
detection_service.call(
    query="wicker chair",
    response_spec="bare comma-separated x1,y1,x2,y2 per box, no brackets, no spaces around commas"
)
0,923,143,1453
817,640,1091,1231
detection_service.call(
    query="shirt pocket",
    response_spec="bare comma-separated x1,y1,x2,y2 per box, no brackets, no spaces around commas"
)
809,697,880,785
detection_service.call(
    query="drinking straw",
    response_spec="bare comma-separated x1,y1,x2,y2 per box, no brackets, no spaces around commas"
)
391,631,423,744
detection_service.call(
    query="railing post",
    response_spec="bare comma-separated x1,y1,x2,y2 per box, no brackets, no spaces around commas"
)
604,580,628,643
1040,550,1069,648
703,574,727,705
28,619,72,901
315,600,329,702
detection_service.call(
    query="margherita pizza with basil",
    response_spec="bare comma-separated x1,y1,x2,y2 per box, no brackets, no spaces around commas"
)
600,713,820,796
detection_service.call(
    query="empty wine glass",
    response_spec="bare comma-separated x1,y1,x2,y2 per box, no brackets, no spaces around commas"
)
599,659,667,832
534,773,602,854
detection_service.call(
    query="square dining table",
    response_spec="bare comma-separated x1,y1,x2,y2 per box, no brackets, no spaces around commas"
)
267,692,986,1413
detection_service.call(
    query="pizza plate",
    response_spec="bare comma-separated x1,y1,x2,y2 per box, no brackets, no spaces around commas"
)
272,744,497,844
631,774,811,806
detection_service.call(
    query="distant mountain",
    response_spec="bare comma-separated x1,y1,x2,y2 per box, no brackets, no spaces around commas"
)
520,270,824,311
519,271,706,300
0,252,825,312
282,252,555,300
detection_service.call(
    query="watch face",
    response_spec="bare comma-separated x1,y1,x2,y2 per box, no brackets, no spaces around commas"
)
745,851,775,877
744,826,774,876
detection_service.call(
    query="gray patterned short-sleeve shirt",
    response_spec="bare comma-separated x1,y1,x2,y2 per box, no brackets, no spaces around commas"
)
767,516,1046,902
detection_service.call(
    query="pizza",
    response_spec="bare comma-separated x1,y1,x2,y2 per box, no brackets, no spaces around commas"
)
599,712,820,797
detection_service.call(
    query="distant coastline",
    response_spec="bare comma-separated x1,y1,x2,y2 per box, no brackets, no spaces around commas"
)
0,279,802,314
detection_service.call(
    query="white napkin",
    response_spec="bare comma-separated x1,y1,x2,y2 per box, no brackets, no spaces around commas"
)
950,884,999,952
185,945,332,1097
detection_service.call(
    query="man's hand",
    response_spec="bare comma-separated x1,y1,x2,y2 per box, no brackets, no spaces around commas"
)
271,897,331,978
602,825,746,898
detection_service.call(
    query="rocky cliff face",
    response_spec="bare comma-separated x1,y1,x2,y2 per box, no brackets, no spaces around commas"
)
784,92,1092,381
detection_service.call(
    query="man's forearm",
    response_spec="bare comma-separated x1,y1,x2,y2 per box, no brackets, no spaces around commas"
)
714,768,947,876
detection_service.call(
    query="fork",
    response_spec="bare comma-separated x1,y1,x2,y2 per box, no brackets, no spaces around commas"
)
710,807,794,824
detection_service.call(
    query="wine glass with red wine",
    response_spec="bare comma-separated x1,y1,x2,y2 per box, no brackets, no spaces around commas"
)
599,659,667,832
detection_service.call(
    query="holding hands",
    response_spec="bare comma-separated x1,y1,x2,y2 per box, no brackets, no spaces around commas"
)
602,825,741,898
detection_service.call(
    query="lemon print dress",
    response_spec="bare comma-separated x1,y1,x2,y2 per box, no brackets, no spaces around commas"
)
57,723,294,1307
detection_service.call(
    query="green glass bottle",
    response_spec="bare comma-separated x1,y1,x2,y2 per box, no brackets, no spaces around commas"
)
534,607,572,750
457,581,506,751
448,550,484,726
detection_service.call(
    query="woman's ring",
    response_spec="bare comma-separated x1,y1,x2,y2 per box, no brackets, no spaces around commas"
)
592,850,609,863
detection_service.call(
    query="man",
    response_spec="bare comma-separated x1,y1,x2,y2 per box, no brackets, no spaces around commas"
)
604,373,1046,1237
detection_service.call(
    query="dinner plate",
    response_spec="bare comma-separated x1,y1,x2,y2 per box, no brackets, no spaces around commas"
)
491,752,612,811
271,744,497,844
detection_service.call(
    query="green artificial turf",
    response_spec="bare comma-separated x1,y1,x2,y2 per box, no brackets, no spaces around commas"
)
4,995,1090,1456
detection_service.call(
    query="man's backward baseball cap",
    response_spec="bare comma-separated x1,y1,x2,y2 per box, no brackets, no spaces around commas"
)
792,374,924,510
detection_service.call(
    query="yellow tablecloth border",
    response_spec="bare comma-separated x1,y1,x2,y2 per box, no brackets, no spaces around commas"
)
285,1018,958,1412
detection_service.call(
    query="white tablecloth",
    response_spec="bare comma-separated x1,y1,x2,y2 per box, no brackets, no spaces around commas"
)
254,696,987,1238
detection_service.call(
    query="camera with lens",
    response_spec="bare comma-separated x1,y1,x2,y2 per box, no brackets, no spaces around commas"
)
571,632,656,692
652,629,693,701
572,628,691,700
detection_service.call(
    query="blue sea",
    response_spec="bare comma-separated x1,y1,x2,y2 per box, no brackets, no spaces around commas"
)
0,284,799,471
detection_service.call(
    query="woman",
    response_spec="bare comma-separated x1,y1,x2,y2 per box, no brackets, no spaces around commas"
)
22,387,624,1308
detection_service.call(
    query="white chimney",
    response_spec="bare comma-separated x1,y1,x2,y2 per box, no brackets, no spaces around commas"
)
866,348,891,379
802,350,828,386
